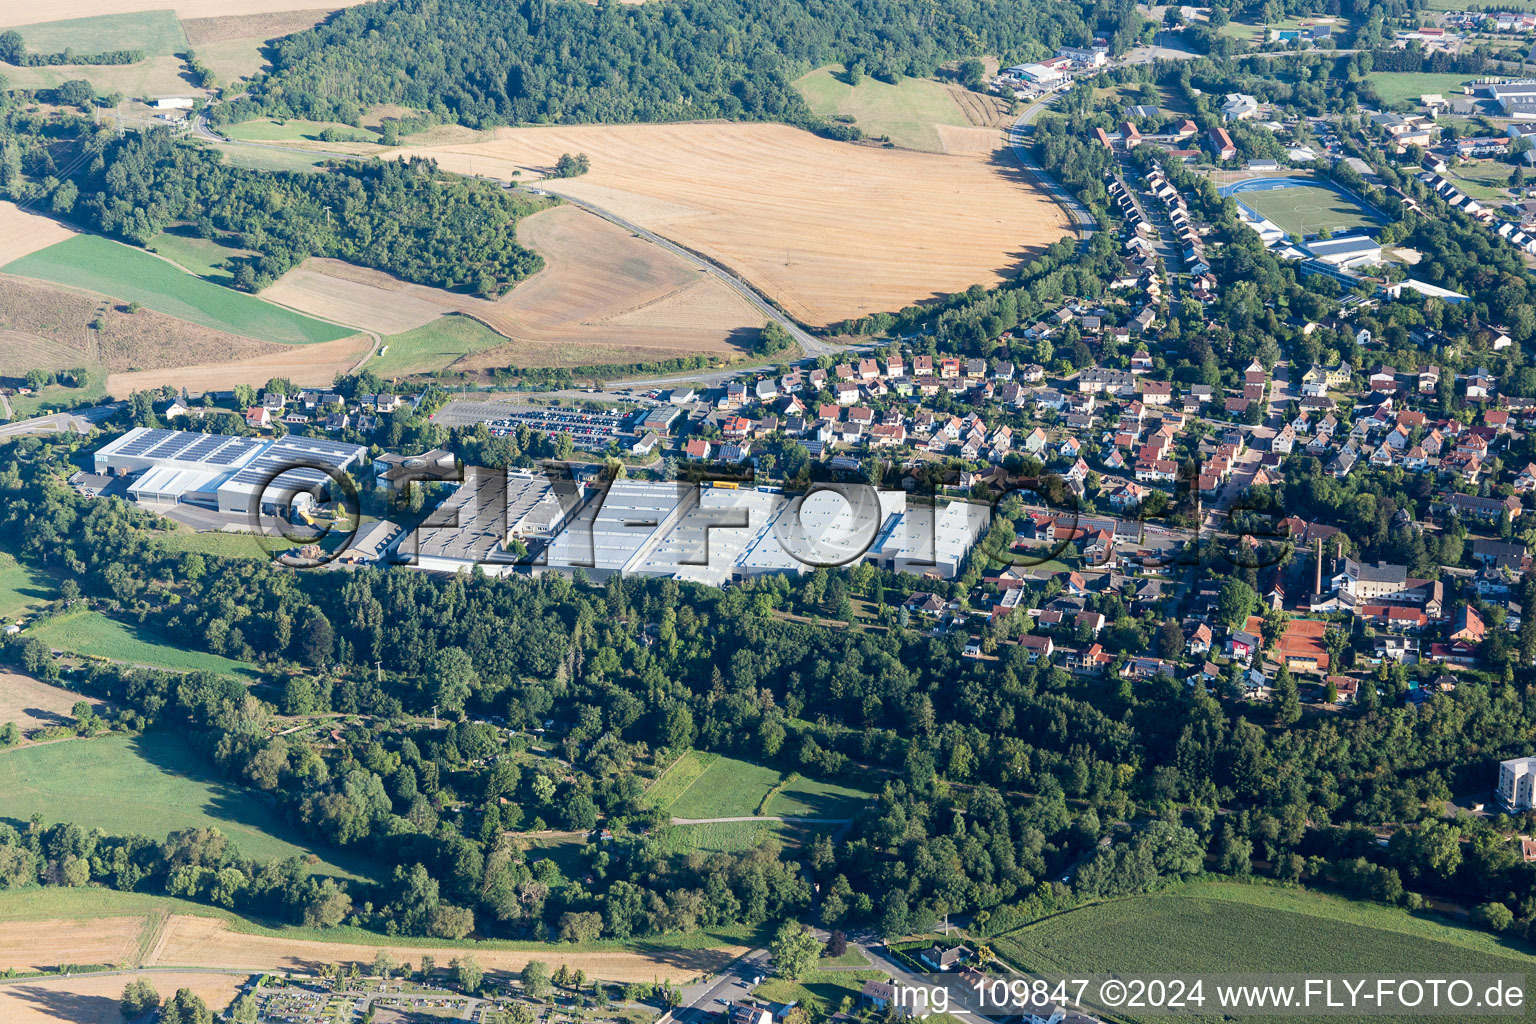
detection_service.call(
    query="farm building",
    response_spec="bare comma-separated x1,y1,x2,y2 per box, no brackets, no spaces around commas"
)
93,427,366,516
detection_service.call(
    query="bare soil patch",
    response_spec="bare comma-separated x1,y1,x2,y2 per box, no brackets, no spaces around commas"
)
0,203,74,265
146,914,745,983
262,258,454,335
0,917,143,972
0,970,245,1024
0,670,111,738
105,332,369,395
386,121,1068,327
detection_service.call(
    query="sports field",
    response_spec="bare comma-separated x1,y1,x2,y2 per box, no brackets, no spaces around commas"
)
386,121,1070,327
3,235,354,345
24,610,262,681
0,732,369,876
793,66,990,153
993,881,1536,1024
1230,181,1378,238
372,314,509,377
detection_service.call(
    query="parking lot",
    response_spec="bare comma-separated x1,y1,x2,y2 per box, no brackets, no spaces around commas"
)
432,400,639,450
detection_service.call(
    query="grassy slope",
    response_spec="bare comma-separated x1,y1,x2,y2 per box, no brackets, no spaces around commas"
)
646,749,718,810
222,118,381,145
15,11,187,56
662,820,794,854
667,755,783,818
766,776,872,819
792,67,970,152
0,884,764,952
993,881,1536,1024
2,235,353,346
206,142,327,174
147,229,251,285
25,610,261,681
0,732,370,878
0,556,56,621
372,314,508,377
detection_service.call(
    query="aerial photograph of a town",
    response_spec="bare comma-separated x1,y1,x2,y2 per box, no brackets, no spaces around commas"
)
8,0,1536,1020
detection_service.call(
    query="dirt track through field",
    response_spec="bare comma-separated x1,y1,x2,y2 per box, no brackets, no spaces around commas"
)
383,121,1069,327
146,914,745,982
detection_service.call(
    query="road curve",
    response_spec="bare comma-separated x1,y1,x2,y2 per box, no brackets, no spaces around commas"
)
1009,95,1098,238
538,189,840,359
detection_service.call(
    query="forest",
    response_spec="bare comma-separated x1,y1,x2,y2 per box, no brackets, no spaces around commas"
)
214,0,1113,130
3,439,1536,948
0,110,546,297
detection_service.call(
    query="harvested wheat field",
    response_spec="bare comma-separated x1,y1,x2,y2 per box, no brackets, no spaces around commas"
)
0,275,276,376
181,7,332,44
146,914,745,982
262,258,456,335
0,0,367,30
0,670,111,737
386,122,1068,326
0,917,143,972
0,970,245,1024
934,123,1005,156
106,333,369,396
0,204,74,266
460,205,763,364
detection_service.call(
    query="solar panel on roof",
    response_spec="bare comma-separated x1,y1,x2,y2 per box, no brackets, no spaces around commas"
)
118,428,174,456
181,436,228,461
145,432,203,460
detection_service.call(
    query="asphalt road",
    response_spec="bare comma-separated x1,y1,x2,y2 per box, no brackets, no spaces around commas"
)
675,948,771,1024
537,191,850,360
1009,96,1098,238
0,404,121,439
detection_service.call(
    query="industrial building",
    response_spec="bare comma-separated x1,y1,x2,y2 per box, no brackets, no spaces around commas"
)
387,472,991,585
93,427,367,515
402,468,585,573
